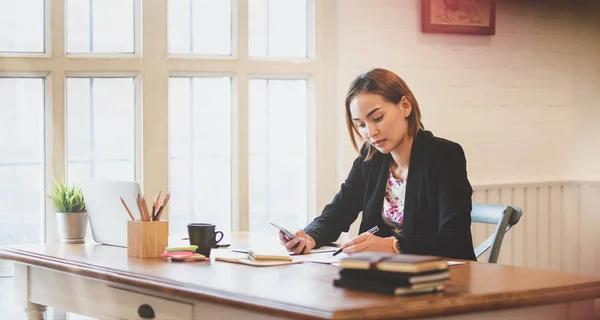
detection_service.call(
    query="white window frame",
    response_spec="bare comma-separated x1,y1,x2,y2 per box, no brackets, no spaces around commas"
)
0,0,339,243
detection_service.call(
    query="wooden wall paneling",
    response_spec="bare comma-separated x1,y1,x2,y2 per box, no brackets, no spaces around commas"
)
472,189,488,263
499,187,514,265
524,186,539,269
562,184,580,275
511,186,526,268
538,186,551,271
550,185,564,272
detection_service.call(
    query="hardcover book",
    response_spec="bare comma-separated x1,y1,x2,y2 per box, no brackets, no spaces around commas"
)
338,268,450,285
333,276,444,296
339,252,448,273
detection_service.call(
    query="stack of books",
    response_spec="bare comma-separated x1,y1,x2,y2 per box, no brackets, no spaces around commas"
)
162,245,207,262
334,253,449,296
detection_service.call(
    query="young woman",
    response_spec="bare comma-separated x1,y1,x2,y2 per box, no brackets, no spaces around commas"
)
280,68,476,261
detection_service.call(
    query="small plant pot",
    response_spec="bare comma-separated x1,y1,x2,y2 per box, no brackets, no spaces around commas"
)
55,211,88,244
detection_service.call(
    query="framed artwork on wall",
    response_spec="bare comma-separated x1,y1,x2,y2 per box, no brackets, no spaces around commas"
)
421,0,496,35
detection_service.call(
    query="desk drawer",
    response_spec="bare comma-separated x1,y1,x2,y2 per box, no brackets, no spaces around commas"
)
105,286,193,320
27,264,192,320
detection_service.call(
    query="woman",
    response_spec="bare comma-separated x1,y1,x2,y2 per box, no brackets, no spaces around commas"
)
280,68,476,261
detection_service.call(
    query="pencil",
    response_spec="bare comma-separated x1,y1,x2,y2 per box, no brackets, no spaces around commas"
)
142,196,151,222
136,194,144,221
138,194,148,221
154,191,162,209
152,191,161,219
154,191,170,221
332,225,380,256
120,197,135,221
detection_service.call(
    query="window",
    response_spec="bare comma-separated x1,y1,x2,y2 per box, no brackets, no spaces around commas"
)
168,77,232,235
66,0,135,53
168,0,232,55
0,78,45,246
0,0,45,52
66,77,136,184
2,0,331,242
249,79,308,231
249,0,308,58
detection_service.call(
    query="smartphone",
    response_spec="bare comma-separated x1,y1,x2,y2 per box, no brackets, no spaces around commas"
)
269,222,297,240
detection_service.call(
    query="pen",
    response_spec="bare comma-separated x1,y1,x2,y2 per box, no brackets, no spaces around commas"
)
332,225,379,256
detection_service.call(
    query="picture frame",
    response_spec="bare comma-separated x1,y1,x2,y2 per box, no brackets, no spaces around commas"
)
421,0,496,35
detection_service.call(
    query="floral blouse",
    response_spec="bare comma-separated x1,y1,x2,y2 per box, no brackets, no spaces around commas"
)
382,166,406,236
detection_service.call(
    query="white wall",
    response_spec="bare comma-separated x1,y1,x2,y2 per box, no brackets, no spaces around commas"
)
336,0,600,186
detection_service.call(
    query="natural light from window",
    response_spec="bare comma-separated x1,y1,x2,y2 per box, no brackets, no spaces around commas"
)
249,79,308,232
0,0,44,52
168,0,232,55
168,77,232,235
0,78,44,246
66,78,136,184
66,0,135,53
249,0,308,58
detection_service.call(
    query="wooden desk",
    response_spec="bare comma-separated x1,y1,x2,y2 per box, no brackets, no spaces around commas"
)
1,233,599,320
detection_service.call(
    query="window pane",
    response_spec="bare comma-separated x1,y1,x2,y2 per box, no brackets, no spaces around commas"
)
168,0,232,55
0,0,44,52
0,78,44,246
249,79,308,232
66,78,135,184
249,0,307,58
66,0,135,53
169,77,232,236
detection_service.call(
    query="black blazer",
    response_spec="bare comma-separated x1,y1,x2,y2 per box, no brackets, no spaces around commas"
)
304,130,477,261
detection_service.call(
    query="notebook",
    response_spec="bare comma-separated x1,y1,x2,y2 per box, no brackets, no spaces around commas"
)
338,268,450,285
170,253,207,262
216,257,301,267
247,248,292,262
333,276,444,296
165,245,198,252
339,253,448,274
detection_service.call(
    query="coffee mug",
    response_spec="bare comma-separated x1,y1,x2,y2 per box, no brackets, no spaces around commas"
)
187,223,224,257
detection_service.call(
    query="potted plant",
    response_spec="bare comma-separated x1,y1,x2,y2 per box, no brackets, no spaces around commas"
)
47,180,88,244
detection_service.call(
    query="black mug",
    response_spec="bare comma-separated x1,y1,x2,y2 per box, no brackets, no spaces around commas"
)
187,223,223,257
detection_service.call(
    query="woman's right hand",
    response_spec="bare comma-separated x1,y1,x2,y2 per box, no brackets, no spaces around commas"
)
279,229,315,255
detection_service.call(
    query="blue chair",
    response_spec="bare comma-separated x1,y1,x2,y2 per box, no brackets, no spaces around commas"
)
472,203,523,263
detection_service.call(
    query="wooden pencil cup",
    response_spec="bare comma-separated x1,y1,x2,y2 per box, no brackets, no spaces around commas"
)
127,220,169,258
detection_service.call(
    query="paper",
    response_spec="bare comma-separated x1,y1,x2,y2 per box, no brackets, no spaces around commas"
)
215,257,301,267
232,246,338,256
303,247,339,254
292,246,338,255
292,252,348,264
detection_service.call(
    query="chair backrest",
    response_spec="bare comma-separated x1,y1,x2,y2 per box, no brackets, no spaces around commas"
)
471,203,523,263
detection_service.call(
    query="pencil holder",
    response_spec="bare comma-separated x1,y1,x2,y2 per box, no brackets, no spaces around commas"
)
127,220,169,258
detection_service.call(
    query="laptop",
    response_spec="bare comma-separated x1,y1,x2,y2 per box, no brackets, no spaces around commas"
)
80,179,141,248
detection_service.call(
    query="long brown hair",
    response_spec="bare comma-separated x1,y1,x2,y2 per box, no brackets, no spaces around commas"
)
345,68,424,160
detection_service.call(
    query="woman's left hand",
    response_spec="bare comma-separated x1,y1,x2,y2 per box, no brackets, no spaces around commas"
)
341,233,396,254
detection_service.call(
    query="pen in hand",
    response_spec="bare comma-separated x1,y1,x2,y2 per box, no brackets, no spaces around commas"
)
332,225,379,256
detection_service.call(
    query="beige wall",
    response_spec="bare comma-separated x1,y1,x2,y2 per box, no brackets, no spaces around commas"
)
337,0,600,185
572,3,600,181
